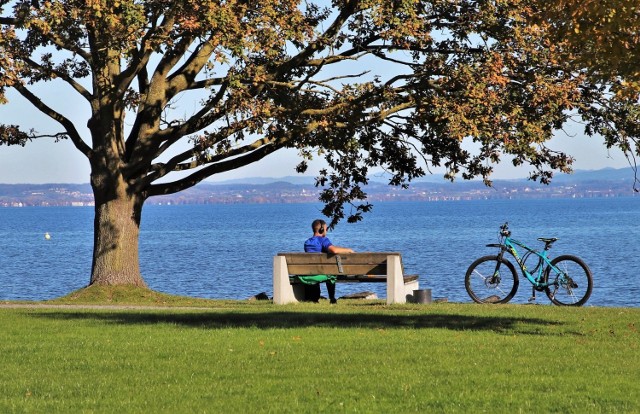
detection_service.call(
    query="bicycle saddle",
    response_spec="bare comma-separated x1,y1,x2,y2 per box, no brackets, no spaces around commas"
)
538,237,558,243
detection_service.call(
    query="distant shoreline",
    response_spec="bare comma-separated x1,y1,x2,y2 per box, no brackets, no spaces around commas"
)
1,166,638,207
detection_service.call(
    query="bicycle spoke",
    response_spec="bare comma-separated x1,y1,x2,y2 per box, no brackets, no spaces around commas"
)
474,270,509,301
544,255,593,306
465,256,518,304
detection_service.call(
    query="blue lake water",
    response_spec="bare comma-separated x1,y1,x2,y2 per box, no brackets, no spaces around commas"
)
1,197,639,307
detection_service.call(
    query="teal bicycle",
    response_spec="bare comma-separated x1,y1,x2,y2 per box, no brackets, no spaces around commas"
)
465,223,593,306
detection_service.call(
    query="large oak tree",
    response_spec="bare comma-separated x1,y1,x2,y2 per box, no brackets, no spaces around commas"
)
1,0,598,287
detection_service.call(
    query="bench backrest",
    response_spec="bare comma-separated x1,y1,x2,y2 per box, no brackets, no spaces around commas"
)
277,252,402,276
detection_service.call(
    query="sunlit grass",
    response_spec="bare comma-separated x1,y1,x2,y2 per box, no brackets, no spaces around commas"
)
1,289,639,412
45,285,238,307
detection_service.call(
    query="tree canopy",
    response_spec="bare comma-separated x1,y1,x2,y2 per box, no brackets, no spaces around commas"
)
1,0,633,286
533,0,640,182
534,0,640,82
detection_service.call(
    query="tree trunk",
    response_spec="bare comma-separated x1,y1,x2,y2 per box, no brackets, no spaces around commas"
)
89,189,147,287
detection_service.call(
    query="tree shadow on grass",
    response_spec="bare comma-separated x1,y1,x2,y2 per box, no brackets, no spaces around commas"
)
30,310,563,334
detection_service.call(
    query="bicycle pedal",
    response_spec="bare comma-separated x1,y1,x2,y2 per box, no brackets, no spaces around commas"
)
528,296,536,302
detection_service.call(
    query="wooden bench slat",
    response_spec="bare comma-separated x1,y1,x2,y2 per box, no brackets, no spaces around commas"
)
285,263,387,275
279,252,401,260
278,252,404,276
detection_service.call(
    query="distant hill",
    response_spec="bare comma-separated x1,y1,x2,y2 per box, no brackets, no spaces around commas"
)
0,167,637,207
205,166,638,186
0,183,94,207
550,167,637,183
207,175,318,185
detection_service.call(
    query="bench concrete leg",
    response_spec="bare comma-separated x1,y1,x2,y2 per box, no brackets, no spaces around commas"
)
387,255,405,304
273,256,297,304
404,279,420,303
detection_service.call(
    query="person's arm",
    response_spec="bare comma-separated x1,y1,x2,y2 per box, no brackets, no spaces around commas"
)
328,245,354,254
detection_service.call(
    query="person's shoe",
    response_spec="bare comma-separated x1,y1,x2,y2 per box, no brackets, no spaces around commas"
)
330,298,338,304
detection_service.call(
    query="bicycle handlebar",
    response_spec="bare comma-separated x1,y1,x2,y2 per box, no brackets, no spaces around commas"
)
500,222,511,237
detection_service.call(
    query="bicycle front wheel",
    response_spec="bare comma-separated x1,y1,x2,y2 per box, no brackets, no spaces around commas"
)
544,255,593,306
465,255,519,304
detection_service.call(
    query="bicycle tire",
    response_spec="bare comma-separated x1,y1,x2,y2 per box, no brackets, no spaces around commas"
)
544,255,593,306
465,255,519,304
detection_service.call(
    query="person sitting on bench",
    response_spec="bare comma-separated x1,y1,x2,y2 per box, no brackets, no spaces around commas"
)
302,219,354,304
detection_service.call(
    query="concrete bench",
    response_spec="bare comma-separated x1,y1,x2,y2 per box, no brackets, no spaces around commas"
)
273,252,419,304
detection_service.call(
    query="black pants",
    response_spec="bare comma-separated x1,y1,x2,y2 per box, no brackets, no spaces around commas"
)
304,282,336,302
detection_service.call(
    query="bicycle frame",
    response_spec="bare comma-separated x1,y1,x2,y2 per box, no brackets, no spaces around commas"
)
489,236,555,289
466,222,593,306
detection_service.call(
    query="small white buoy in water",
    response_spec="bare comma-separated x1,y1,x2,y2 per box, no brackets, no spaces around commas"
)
44,232,51,240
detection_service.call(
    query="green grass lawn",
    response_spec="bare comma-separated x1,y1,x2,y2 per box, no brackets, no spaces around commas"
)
1,287,639,413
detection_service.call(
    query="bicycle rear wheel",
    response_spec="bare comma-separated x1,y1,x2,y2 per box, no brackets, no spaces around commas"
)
544,255,593,306
465,255,519,304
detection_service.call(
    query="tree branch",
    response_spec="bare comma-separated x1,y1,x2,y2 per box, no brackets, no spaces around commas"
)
22,56,92,101
13,83,92,157
276,1,360,76
122,12,173,100
145,136,287,197
145,121,270,184
149,80,230,157
166,39,217,98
